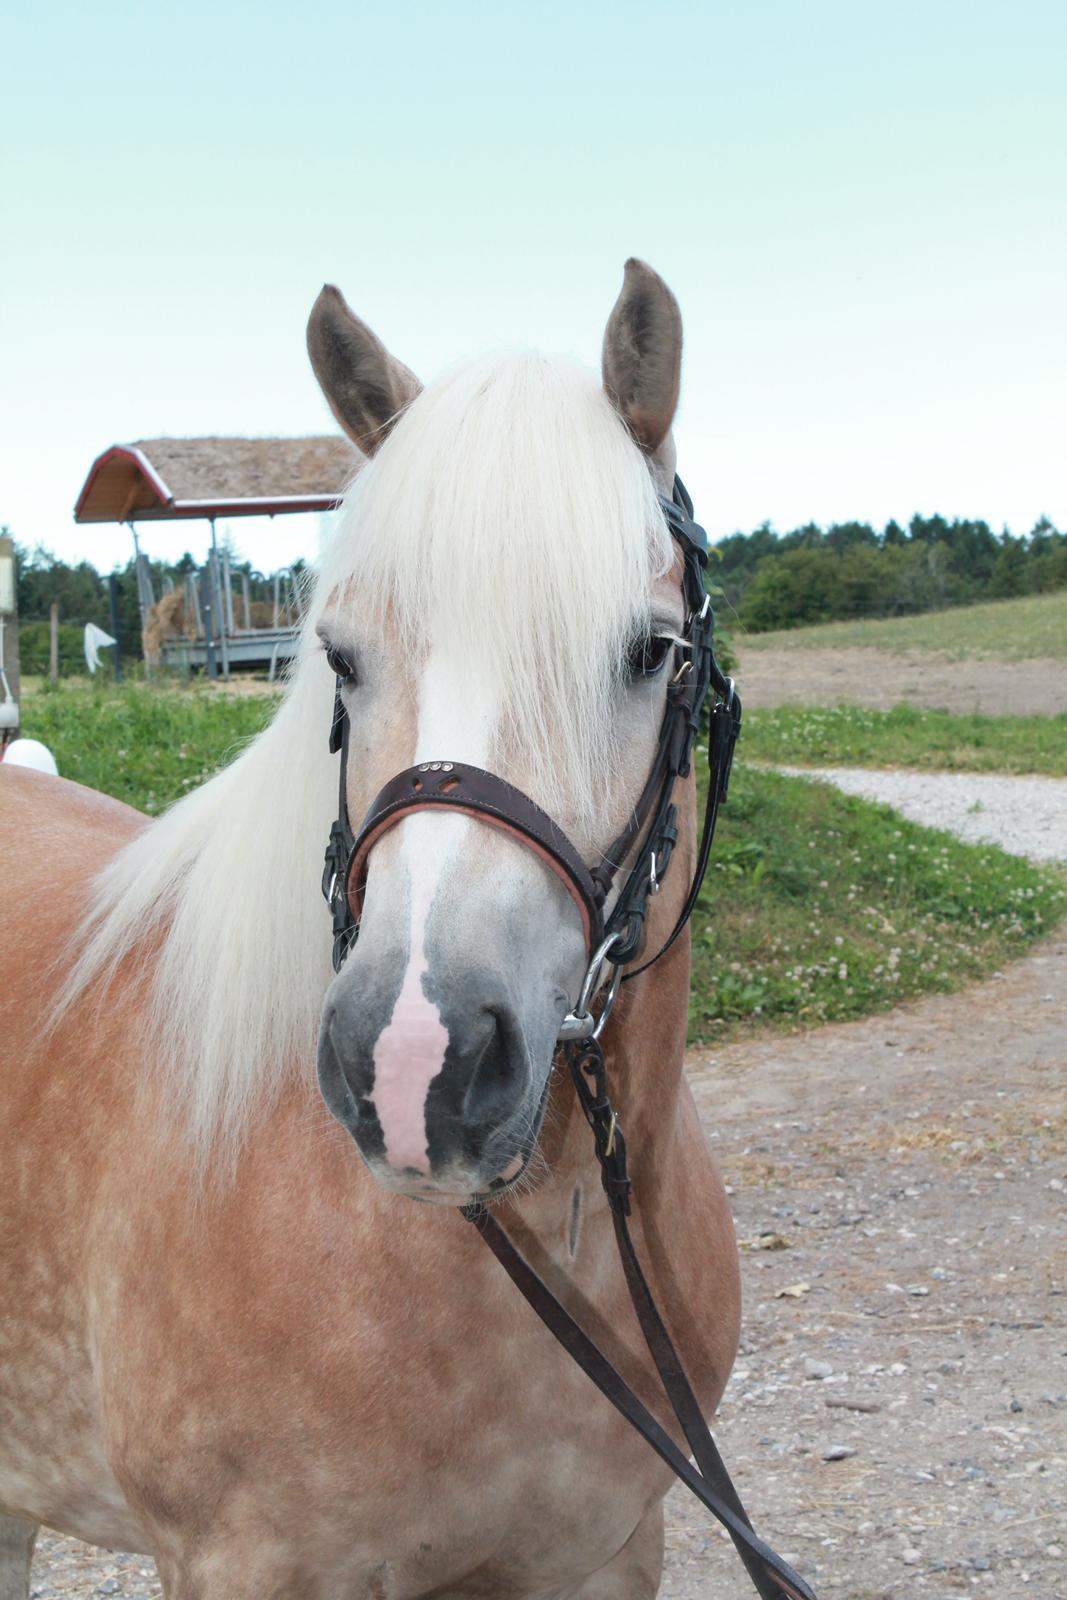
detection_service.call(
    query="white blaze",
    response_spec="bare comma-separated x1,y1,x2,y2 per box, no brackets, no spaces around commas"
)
370,648,496,1172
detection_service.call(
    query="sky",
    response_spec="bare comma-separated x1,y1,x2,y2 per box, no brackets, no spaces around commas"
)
1,0,1064,575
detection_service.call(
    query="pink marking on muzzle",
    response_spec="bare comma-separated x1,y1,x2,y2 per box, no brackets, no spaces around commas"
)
370,881,446,1174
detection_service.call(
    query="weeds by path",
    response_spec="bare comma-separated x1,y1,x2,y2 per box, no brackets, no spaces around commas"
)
741,705,1067,776
689,766,1064,1040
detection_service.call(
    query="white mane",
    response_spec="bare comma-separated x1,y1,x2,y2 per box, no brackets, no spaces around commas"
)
59,353,672,1162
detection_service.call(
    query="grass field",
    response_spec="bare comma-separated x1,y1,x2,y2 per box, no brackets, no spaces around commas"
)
739,590,1067,660
23,682,277,813
17,683,1065,1041
741,704,1067,776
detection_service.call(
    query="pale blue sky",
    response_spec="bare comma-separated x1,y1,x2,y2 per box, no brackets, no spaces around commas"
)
2,0,1064,573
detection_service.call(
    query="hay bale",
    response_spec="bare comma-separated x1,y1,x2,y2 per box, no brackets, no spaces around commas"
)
143,589,194,662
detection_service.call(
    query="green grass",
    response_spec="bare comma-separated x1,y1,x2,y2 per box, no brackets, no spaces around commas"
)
22,681,277,814
19,683,1064,1042
741,704,1067,776
739,590,1067,660
689,764,1064,1040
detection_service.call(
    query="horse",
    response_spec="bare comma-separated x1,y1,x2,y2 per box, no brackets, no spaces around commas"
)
0,261,749,1599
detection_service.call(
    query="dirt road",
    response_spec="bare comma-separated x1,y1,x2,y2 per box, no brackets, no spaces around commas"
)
28,932,1066,1598
661,933,1067,1599
736,646,1067,715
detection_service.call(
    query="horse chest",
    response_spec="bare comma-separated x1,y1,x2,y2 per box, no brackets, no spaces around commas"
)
86,1190,673,1593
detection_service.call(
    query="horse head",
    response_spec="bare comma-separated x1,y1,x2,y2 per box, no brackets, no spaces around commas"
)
311,262,693,1204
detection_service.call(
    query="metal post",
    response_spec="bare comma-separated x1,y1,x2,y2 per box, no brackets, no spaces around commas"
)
188,576,203,639
199,568,218,680
208,522,230,681
288,567,304,622
108,573,124,682
0,534,20,745
127,523,152,679
222,548,235,635
128,522,146,631
241,570,251,631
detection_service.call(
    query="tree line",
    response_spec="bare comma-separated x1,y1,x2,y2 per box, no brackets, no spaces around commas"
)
6,539,201,674
6,536,306,675
715,514,1067,633
8,514,1066,670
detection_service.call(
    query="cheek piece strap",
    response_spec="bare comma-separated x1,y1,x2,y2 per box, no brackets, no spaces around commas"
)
318,477,818,1600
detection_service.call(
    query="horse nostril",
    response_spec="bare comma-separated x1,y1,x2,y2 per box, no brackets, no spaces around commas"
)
461,1007,523,1133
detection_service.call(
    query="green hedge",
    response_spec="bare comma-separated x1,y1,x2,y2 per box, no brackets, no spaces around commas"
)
15,621,111,678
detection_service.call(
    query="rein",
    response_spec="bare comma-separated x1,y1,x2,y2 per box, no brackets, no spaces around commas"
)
321,477,817,1600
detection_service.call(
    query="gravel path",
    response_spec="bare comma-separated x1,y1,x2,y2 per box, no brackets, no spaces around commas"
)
777,766,1067,863
661,931,1067,1599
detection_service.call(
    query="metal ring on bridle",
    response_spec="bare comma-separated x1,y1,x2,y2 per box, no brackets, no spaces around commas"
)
557,930,626,1042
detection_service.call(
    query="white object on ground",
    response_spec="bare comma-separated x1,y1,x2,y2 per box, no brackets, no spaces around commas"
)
84,623,117,674
776,766,1067,863
2,737,59,776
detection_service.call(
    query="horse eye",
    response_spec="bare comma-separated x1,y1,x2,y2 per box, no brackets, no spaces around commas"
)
625,633,673,680
325,645,358,686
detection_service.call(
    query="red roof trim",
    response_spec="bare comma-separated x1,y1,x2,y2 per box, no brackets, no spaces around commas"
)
73,444,174,522
73,444,345,523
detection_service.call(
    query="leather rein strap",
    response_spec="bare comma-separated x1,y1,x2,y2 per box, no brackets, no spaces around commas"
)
321,476,818,1600
462,1038,814,1600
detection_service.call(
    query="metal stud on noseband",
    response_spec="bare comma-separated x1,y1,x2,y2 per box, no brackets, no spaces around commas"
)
319,475,817,1600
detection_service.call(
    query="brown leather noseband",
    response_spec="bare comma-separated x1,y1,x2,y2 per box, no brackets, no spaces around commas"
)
344,761,607,953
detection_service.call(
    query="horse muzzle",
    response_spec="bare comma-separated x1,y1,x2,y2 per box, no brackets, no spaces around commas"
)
317,964,560,1203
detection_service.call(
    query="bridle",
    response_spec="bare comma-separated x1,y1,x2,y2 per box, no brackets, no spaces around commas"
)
322,477,739,1005
321,477,818,1600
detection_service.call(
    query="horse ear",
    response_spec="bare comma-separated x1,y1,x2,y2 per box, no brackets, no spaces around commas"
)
306,284,422,456
602,259,682,461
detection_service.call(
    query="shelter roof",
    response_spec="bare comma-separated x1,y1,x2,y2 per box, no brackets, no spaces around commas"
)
74,436,360,523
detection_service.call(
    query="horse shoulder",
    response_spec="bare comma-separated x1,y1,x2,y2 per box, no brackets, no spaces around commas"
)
0,765,143,931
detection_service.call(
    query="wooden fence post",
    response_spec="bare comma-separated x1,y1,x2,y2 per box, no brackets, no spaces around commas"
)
49,602,59,685
108,573,124,683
